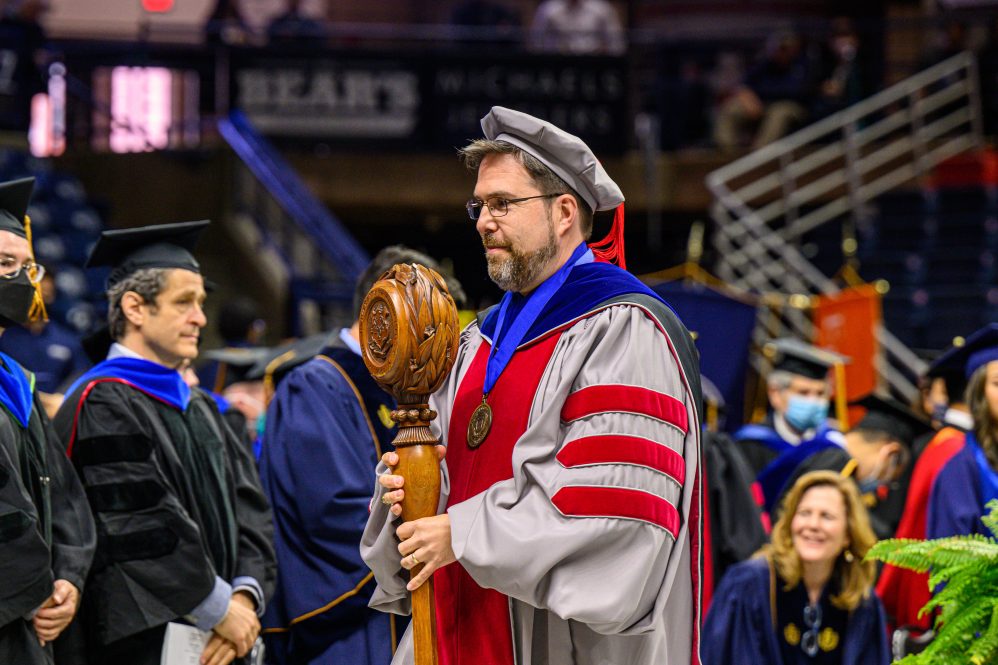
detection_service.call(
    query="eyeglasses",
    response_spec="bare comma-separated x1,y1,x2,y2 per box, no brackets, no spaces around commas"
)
801,602,822,657
466,193,564,221
0,257,45,284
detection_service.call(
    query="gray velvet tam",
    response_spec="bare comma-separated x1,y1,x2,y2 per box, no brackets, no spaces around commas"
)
480,106,624,212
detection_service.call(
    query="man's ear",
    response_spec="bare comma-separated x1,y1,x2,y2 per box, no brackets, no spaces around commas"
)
768,384,786,413
552,194,579,238
120,291,147,329
882,441,905,479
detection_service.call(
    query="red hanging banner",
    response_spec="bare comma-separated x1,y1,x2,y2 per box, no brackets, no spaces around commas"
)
813,284,883,427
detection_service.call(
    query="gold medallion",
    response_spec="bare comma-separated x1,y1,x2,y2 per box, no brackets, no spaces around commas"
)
818,627,839,652
467,398,492,448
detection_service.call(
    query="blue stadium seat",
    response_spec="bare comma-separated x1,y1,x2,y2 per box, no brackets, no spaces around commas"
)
33,234,67,266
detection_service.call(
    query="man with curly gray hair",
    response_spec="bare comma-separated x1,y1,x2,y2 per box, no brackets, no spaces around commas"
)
54,221,275,665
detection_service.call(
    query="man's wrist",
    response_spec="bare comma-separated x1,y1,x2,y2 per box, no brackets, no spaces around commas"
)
231,576,264,616
231,590,255,609
186,576,232,630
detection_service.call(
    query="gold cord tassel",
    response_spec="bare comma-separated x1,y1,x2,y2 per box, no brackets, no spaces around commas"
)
263,350,295,407
22,214,48,323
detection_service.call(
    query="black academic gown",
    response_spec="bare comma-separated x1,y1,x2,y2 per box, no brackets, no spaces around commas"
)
54,376,276,665
0,359,96,665
704,431,766,585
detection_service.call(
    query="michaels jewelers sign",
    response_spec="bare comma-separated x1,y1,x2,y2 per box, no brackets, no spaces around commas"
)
231,52,628,152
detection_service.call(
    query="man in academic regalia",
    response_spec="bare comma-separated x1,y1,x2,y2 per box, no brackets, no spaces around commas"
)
734,338,848,511
362,107,703,664
0,177,96,665
53,221,276,665
259,245,456,665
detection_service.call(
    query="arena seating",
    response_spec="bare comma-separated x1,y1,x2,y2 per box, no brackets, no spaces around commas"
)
0,148,107,335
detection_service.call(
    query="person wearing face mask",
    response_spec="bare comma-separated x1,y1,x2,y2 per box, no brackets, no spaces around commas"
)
734,338,847,500
702,470,889,665
923,339,974,437
0,177,96,665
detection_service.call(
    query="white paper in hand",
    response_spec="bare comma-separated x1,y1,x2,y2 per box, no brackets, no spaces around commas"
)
160,622,212,665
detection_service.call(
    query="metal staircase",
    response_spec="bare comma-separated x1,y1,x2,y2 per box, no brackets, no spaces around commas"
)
217,111,369,336
706,51,984,401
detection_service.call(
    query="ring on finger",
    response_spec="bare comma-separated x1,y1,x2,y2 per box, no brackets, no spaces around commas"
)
410,553,420,566
381,493,393,505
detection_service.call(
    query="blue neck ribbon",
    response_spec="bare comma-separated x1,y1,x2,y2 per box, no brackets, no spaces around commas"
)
483,242,591,395
0,351,34,428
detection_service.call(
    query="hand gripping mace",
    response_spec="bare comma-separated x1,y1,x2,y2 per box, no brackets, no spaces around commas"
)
359,263,460,665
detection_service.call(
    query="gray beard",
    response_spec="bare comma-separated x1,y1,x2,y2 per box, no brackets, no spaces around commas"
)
484,223,558,292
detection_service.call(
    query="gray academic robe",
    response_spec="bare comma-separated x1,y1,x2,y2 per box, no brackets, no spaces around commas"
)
361,296,703,665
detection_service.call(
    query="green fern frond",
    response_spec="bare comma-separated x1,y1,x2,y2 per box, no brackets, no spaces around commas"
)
967,604,998,664
982,500,998,539
868,502,998,664
866,538,935,572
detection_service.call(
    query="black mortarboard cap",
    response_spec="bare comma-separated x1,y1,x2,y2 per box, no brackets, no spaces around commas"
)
850,392,933,446
201,346,269,385
767,337,849,380
928,323,998,380
0,177,35,238
244,333,331,382
927,336,967,379
86,220,209,287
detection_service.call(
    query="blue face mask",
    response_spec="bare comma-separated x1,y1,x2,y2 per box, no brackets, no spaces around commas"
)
784,396,829,432
857,475,882,495
930,401,949,424
857,455,898,495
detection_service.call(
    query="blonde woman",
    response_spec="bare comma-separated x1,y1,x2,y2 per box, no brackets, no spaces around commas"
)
702,471,889,665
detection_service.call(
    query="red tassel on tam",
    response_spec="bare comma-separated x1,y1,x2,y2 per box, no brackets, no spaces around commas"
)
588,203,626,269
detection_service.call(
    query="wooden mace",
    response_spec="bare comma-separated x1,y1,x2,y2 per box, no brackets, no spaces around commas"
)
359,262,460,665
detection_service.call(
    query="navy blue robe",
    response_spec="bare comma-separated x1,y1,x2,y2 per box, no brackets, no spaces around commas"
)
702,558,889,665
260,342,399,665
927,435,998,539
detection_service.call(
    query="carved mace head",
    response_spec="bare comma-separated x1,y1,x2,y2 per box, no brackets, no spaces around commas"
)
359,263,460,414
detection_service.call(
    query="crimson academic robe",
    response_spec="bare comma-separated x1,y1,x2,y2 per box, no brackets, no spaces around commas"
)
362,261,704,665
875,427,965,632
